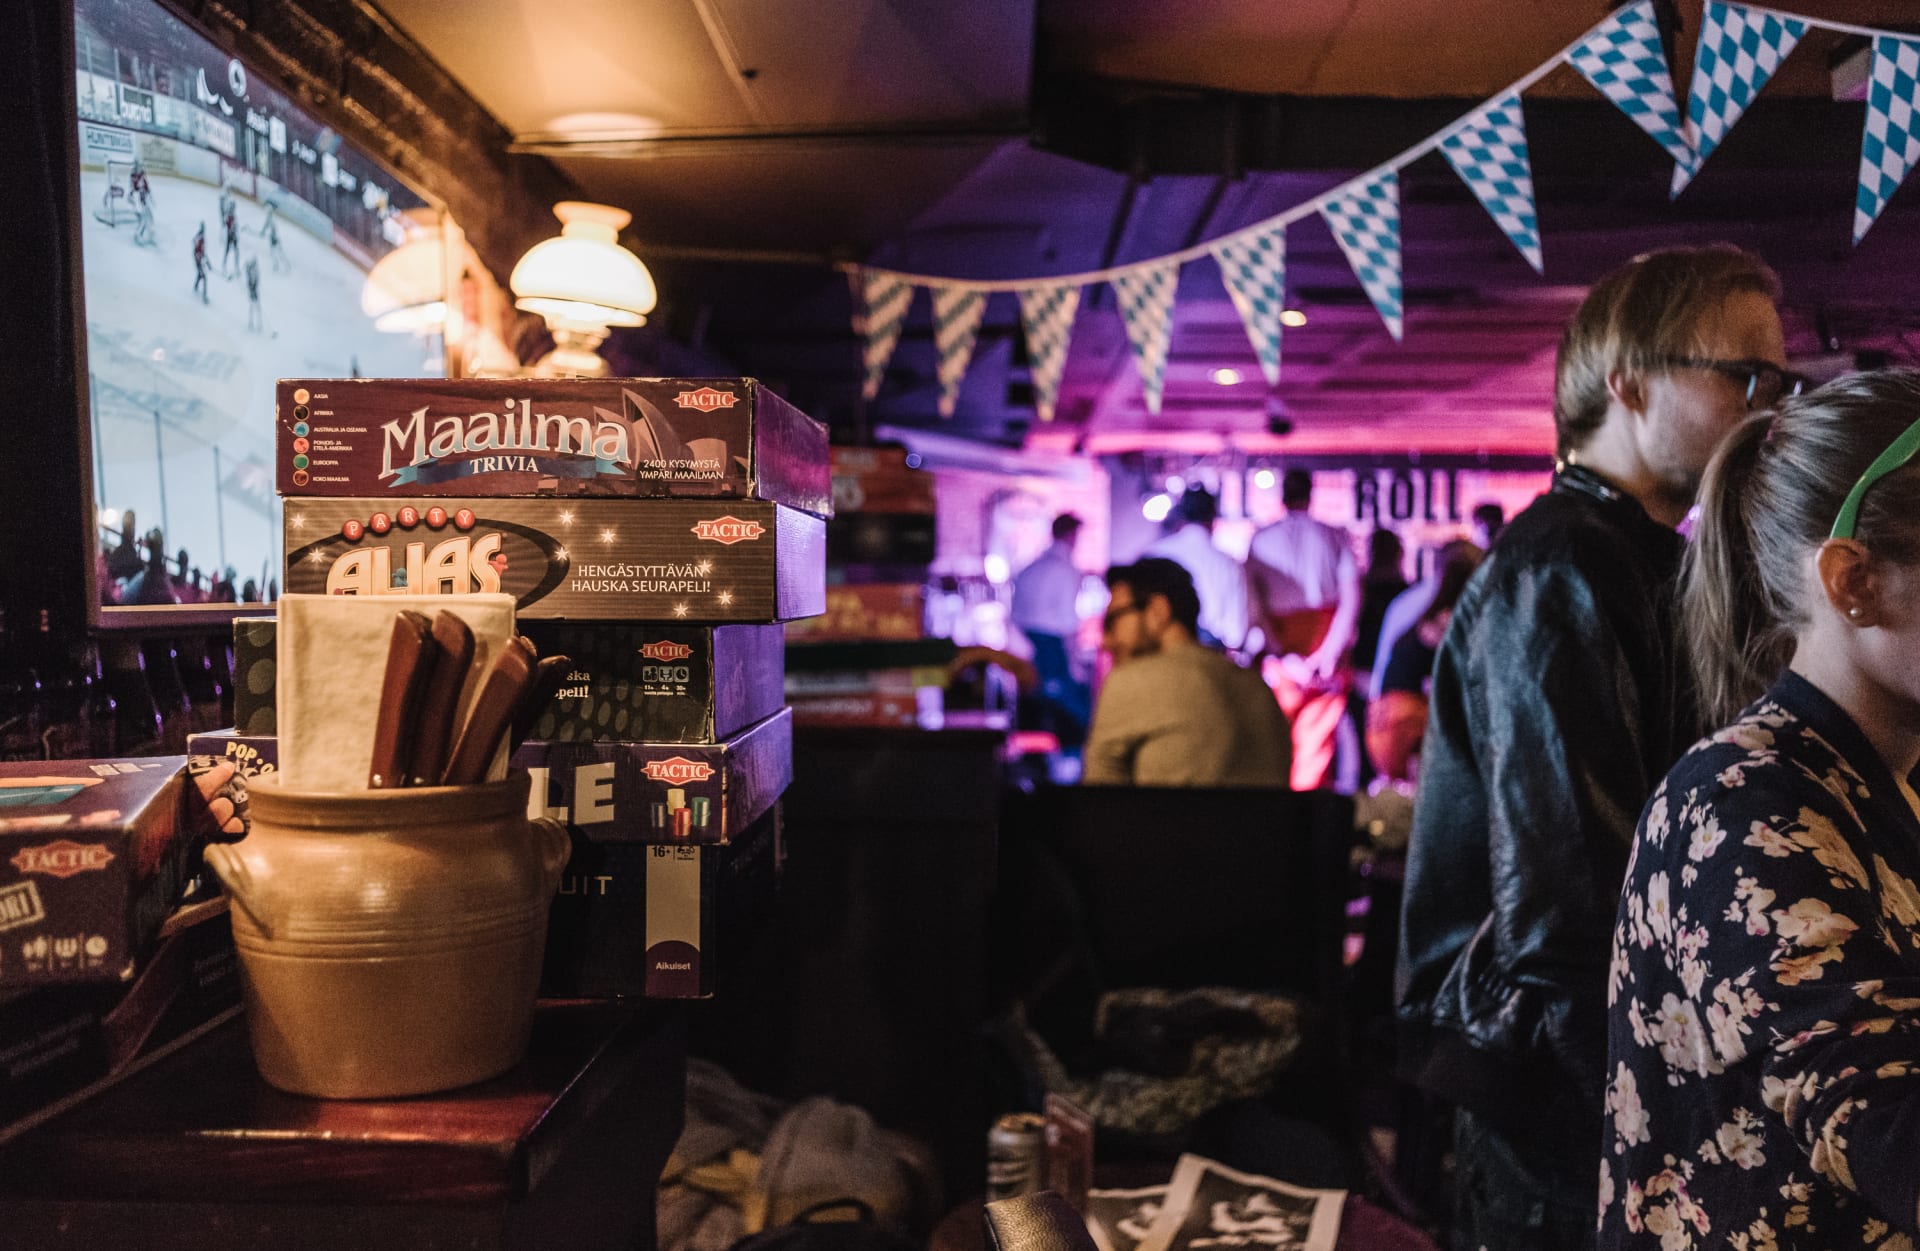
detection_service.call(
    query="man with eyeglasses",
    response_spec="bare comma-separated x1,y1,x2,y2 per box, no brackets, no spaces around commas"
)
1081,558,1291,788
1396,244,1796,1251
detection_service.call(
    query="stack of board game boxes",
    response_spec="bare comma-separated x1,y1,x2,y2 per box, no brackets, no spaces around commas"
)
194,377,828,998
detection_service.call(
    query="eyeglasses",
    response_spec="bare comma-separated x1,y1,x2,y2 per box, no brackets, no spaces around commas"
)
1102,602,1141,631
1657,356,1811,411
1830,414,1920,540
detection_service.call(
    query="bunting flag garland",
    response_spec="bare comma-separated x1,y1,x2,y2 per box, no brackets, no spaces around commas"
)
847,7,1920,416
1566,0,1694,169
859,269,913,401
930,285,987,418
1017,283,1080,422
1438,92,1544,272
1856,35,1920,245
1111,262,1181,415
1319,172,1404,340
1210,226,1287,385
1672,3,1807,196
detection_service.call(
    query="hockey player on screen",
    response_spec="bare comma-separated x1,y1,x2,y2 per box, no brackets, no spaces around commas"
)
245,258,264,333
133,183,155,247
192,224,209,304
264,211,289,274
221,196,241,278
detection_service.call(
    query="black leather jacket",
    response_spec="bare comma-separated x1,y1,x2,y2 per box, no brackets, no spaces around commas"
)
1395,465,1699,1157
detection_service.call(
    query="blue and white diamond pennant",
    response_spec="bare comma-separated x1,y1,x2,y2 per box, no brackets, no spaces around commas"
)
1439,93,1543,273
1857,35,1920,244
1567,0,1693,168
1319,172,1403,340
1673,2,1806,195
1017,283,1080,422
859,269,913,401
1111,261,1181,416
1210,225,1287,385
930,285,987,419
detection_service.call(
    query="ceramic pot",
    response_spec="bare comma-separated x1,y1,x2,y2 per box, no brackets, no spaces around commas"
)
204,772,570,1099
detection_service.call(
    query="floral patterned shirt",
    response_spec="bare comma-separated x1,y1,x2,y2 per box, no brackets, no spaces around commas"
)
1600,670,1920,1250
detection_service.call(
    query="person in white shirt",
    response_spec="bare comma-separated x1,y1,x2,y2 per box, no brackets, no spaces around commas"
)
1011,513,1091,734
1141,487,1248,651
1246,470,1362,789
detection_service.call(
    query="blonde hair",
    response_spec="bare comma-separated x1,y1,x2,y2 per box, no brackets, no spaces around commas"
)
1554,245,1781,457
1684,370,1920,723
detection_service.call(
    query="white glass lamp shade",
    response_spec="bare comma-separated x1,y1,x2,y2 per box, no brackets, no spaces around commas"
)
510,201,656,329
362,210,456,334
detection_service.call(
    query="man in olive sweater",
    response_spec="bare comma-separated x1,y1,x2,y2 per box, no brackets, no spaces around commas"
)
1082,558,1291,788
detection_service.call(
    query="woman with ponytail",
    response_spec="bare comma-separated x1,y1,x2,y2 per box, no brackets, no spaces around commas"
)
1599,371,1920,1249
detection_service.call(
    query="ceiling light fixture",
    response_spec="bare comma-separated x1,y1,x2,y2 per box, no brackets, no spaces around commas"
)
362,208,456,334
1211,367,1242,386
510,201,657,377
1280,309,1308,327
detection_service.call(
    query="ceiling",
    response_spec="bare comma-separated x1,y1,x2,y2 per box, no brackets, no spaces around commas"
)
375,0,1920,457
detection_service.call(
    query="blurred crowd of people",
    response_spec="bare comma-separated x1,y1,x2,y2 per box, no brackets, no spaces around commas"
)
97,510,272,606
1010,475,1503,795
1009,243,1920,1251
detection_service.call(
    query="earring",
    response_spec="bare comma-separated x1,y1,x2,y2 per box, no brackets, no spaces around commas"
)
1848,606,1864,620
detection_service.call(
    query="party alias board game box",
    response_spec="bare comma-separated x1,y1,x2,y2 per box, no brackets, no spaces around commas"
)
519,623,785,745
0,759,207,988
515,707,792,846
277,378,830,515
540,805,783,999
283,498,825,623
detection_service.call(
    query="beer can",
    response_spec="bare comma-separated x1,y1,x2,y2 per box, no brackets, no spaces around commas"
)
985,1112,1046,1201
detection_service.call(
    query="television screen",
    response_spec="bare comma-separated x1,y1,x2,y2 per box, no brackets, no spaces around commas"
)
73,0,443,618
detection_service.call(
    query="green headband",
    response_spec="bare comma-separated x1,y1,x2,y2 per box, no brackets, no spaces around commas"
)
1830,416,1920,541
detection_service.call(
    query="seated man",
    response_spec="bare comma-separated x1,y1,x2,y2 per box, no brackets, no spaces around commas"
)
1082,559,1292,788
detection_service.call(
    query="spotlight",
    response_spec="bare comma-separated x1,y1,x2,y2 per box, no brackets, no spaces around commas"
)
1210,367,1241,386
984,553,1010,583
1280,309,1307,327
1166,475,1186,494
1252,468,1276,491
1143,493,1173,523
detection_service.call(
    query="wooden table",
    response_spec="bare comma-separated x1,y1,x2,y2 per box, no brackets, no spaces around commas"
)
0,1000,687,1250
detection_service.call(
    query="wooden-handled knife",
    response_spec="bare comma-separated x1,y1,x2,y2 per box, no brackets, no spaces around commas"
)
404,611,477,786
367,611,439,789
509,654,574,756
440,635,539,786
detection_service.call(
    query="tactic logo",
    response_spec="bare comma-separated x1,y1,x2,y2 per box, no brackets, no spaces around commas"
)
674,387,738,411
690,516,765,545
639,641,694,663
10,840,115,879
642,757,716,785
